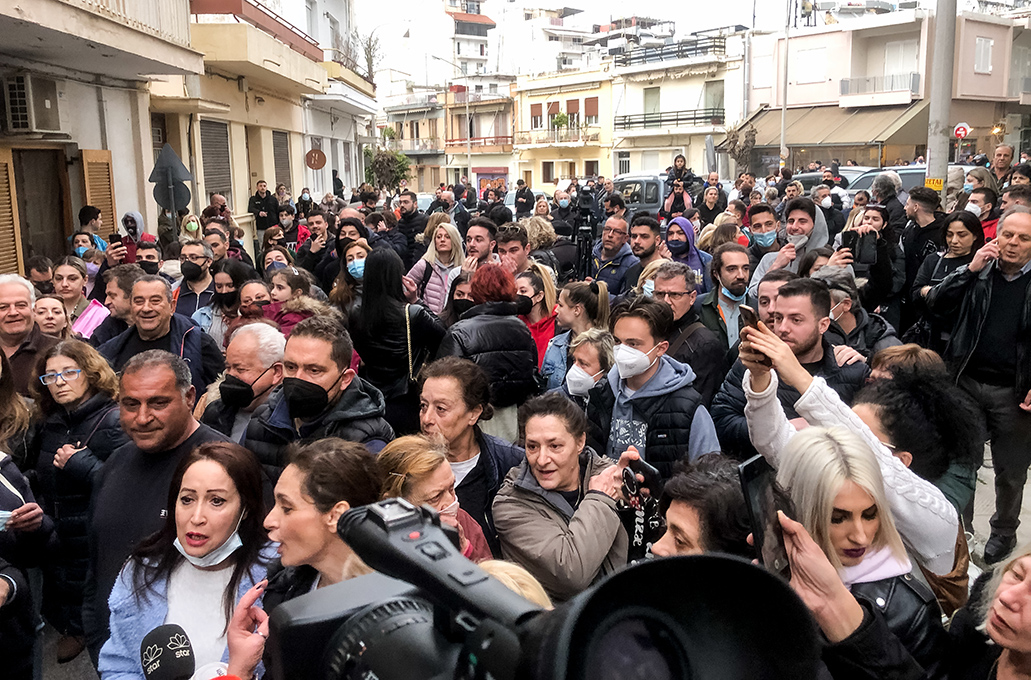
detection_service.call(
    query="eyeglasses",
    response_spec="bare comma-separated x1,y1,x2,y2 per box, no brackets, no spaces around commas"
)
39,369,83,386
655,290,692,301
602,227,626,236
180,254,209,264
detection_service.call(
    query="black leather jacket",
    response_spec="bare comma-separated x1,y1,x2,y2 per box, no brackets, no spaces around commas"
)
349,303,446,399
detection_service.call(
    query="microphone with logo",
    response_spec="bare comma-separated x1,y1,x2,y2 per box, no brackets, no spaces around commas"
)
141,624,195,680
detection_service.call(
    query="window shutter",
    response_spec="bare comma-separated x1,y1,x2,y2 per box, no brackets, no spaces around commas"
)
0,148,24,275
546,101,559,115
82,149,116,234
584,97,599,117
273,131,291,191
530,103,542,117
200,120,232,205
566,99,579,114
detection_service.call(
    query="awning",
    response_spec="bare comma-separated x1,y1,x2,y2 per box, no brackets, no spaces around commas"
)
721,100,929,149
446,12,496,26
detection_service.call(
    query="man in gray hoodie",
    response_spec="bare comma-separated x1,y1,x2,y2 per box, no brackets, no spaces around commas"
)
749,197,830,298
585,297,721,480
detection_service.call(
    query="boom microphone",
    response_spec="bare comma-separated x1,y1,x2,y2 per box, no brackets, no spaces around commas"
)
140,624,195,680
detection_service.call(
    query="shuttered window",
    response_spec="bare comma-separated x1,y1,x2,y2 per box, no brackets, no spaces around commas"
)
82,149,116,234
566,99,579,114
546,101,559,114
200,119,232,207
273,130,291,192
584,96,599,124
530,103,543,130
0,148,23,274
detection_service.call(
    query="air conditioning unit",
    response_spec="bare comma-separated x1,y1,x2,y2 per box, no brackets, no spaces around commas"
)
3,75,62,134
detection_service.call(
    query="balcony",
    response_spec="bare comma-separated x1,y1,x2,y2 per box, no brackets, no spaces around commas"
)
515,127,602,146
1009,76,1031,105
0,0,203,80
839,72,920,108
191,0,321,61
614,108,725,132
614,37,726,68
391,138,445,155
446,135,514,153
383,93,444,113
447,91,511,106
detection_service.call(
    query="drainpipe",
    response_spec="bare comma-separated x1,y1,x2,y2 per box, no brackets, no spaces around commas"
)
743,31,751,123
779,0,791,171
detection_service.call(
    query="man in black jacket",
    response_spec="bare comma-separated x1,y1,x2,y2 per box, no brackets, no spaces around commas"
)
294,209,333,273
899,187,944,331
247,180,280,232
926,207,1031,563
513,179,535,219
711,278,870,459
396,190,428,267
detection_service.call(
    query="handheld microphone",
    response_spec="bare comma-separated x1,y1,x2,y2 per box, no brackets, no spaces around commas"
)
140,624,195,680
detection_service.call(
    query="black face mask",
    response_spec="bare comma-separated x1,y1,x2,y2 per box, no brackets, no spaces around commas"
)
139,260,161,276
451,298,475,317
219,366,274,409
212,290,240,309
181,261,205,282
34,281,54,295
515,294,534,316
283,376,338,419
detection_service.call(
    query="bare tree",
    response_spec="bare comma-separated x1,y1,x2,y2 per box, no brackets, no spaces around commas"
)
361,32,381,81
724,123,757,173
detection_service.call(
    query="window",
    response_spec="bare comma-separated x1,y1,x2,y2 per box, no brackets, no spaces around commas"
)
584,96,599,125
884,39,918,76
461,62,468,74
200,120,232,208
795,48,827,84
480,43,485,56
328,16,342,53
409,121,419,139
272,130,291,191
585,160,599,177
703,80,725,111
975,37,994,74
566,99,579,128
475,84,483,92
530,103,543,129
305,0,318,42
489,83,498,93
542,161,554,183
549,35,559,42
524,12,533,20
617,151,630,175
547,101,559,128
457,42,461,55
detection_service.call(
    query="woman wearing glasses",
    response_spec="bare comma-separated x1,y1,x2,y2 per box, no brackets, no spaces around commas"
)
27,340,128,662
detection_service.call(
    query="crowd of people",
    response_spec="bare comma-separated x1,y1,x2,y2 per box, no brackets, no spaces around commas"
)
0,148,1030,680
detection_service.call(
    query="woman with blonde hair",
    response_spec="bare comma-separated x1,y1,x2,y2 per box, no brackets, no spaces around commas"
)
179,214,204,243
377,435,492,562
407,220,465,314
533,197,552,221
522,215,557,252
635,258,668,297
541,279,609,389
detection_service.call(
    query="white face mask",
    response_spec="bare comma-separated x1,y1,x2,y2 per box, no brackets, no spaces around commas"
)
173,513,244,568
965,202,982,218
565,363,603,396
613,343,659,380
437,497,459,528
820,196,833,209
829,299,845,322
788,233,810,249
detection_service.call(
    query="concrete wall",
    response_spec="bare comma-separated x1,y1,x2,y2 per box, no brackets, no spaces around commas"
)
956,14,1014,100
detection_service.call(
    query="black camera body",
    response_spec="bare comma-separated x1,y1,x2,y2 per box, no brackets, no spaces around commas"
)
268,499,822,680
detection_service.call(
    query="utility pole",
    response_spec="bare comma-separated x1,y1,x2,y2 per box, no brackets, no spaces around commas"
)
431,54,473,187
926,0,957,203
779,0,792,171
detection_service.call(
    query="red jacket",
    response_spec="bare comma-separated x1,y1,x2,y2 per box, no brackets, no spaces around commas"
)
982,217,998,241
521,313,557,368
121,233,156,264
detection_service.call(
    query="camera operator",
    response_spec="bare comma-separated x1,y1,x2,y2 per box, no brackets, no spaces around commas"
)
493,392,636,601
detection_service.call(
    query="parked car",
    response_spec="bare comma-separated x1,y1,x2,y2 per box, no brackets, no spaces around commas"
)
845,164,977,198
613,173,668,219
417,193,435,212
793,166,875,193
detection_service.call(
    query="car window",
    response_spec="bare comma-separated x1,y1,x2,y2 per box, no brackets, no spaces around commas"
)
615,181,643,204
898,170,926,191
645,181,659,204
849,173,876,191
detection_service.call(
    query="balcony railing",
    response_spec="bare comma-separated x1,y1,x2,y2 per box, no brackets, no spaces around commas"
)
446,135,513,147
839,72,920,96
68,0,191,47
383,93,443,111
1009,76,1031,97
515,127,602,145
391,138,444,153
450,91,510,104
614,37,726,67
190,0,322,61
614,108,725,130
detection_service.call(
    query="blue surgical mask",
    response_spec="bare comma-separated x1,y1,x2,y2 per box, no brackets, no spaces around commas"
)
721,286,747,303
753,230,777,248
173,513,244,568
347,258,366,280
963,182,974,194
642,279,655,297
74,246,88,257
301,192,310,201
558,199,570,208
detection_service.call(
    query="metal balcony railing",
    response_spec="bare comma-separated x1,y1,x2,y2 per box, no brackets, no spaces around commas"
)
68,0,191,47
514,127,602,145
839,72,920,96
392,138,444,153
191,0,322,61
614,37,726,67
614,108,725,130
450,91,510,104
445,135,513,147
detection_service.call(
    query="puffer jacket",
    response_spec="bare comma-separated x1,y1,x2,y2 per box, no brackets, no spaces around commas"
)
243,378,395,481
437,301,540,408
262,295,340,338
407,258,460,314
492,448,627,602
926,260,1031,398
29,393,127,634
710,336,871,459
824,308,902,358
396,210,429,266
349,302,446,399
590,242,640,295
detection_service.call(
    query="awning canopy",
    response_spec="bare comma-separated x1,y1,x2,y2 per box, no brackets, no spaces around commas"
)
721,100,929,149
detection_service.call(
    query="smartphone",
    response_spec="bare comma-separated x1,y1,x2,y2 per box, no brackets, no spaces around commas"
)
739,304,760,330
628,458,662,497
840,230,859,259
738,455,791,581
108,233,122,247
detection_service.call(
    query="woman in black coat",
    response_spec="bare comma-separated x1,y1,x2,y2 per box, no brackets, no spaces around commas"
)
27,340,128,661
436,263,539,443
349,248,446,435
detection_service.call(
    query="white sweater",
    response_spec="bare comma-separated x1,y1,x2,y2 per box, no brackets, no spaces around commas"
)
743,369,959,575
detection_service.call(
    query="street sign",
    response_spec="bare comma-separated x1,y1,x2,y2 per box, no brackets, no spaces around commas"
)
148,143,192,212
925,178,944,191
953,122,971,139
305,148,327,170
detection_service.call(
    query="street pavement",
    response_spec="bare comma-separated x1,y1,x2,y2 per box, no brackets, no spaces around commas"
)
41,446,1031,678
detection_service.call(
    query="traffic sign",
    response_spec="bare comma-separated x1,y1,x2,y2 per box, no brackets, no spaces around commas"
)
953,122,971,139
925,178,944,191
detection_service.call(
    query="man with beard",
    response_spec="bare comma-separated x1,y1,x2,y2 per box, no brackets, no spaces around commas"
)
172,240,214,316
749,197,831,297
623,216,665,290
710,277,869,459
396,190,428,267
447,217,499,290
700,243,750,350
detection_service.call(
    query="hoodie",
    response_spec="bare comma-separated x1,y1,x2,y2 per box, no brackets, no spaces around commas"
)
590,242,640,295
749,207,832,297
119,210,154,264
585,355,720,479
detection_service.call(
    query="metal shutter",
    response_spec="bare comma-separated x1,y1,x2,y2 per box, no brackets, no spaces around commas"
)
82,149,116,233
273,130,291,191
200,119,232,204
0,147,23,274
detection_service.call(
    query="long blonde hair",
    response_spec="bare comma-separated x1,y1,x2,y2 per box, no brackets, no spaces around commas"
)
421,221,464,267
777,426,907,571
521,216,557,251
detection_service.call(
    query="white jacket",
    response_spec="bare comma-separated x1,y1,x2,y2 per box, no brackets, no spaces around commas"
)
743,370,958,576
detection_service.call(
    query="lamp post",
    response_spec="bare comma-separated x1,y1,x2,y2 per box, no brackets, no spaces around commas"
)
431,54,473,188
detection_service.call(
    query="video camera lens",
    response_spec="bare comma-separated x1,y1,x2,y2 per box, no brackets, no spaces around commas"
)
582,612,686,680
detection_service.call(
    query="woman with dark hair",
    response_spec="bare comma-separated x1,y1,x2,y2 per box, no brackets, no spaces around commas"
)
99,442,272,680
437,264,539,443
909,210,985,352
438,271,474,327
257,266,339,338
349,249,446,435
515,262,558,367
193,259,258,349
34,294,71,339
328,237,371,315
798,246,835,278
261,226,285,253
28,340,128,661
831,203,906,323
296,187,315,219
1010,162,1031,185
261,245,294,275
